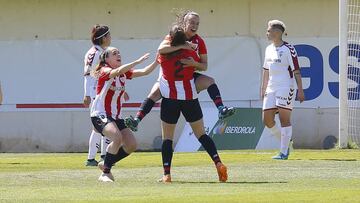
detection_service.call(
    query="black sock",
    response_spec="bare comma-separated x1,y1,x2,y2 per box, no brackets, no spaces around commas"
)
113,146,129,163
207,84,223,108
103,152,117,173
136,98,156,121
161,139,173,175
198,134,221,165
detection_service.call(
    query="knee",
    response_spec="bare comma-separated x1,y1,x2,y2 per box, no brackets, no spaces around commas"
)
263,117,275,128
112,134,122,146
148,89,161,101
125,139,137,153
280,120,291,127
207,77,215,86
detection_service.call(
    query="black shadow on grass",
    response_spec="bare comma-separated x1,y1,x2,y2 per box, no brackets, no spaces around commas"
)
291,159,357,161
309,158,357,161
0,162,32,165
174,181,287,184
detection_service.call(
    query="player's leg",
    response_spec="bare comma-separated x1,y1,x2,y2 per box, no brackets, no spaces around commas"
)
100,136,111,161
193,73,234,119
86,95,101,166
262,91,282,140
158,98,180,183
160,121,176,183
278,108,292,158
272,88,295,160
183,99,227,182
99,119,137,181
125,82,162,131
86,129,101,166
91,116,127,182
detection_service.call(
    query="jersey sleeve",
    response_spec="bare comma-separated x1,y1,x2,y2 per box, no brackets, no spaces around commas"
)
157,54,165,64
84,75,92,96
99,68,111,81
197,36,207,55
124,69,134,80
263,48,269,70
84,49,101,75
189,50,201,62
286,45,300,71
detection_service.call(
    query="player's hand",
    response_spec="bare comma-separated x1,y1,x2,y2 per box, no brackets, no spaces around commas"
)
136,53,150,64
83,96,91,107
180,57,196,67
123,91,130,102
297,89,305,103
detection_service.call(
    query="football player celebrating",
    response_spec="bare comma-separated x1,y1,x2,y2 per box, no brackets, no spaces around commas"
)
125,11,234,132
92,47,158,182
157,25,227,183
83,24,113,166
261,20,305,160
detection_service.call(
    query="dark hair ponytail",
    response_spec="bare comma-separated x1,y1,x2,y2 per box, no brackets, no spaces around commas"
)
169,25,186,47
91,24,110,46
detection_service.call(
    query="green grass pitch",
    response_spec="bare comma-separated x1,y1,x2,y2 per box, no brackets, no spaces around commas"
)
0,150,359,202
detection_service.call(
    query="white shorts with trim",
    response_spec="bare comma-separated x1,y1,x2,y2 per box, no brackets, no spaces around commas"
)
263,87,295,111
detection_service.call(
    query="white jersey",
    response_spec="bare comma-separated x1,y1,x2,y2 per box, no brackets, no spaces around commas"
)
263,42,300,91
84,45,103,99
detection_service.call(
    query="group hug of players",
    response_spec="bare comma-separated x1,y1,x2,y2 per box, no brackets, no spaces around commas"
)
82,10,305,182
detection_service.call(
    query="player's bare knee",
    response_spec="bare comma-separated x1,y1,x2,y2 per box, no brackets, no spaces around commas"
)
148,89,161,101
111,134,122,146
263,117,275,128
265,121,276,128
125,140,137,153
279,117,291,127
207,76,215,86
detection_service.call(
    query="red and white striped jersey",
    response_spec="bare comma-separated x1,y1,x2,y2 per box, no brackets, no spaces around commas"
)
158,49,200,100
90,65,133,119
84,45,103,99
157,34,207,80
263,42,300,91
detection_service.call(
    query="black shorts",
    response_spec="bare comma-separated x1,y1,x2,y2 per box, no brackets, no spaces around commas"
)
193,72,203,82
91,115,126,135
161,98,203,124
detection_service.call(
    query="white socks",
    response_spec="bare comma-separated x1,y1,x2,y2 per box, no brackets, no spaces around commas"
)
87,130,101,160
101,136,111,157
280,126,292,155
268,124,281,140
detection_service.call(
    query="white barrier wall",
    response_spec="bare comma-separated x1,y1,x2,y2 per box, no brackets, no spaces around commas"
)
0,0,341,151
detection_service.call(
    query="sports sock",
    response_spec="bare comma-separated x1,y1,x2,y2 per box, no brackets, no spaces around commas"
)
280,126,292,155
198,134,221,165
161,139,173,175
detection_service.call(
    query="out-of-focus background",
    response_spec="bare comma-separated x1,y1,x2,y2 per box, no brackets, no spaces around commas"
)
0,0,341,152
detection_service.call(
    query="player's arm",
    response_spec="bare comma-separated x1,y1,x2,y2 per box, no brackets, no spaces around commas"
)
180,38,208,71
294,70,305,103
83,66,92,106
131,60,159,78
261,68,269,99
109,53,150,78
180,54,207,71
158,40,195,54
179,56,207,71
287,46,305,103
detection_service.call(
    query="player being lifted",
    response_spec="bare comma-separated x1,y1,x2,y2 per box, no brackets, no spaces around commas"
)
91,47,158,182
125,10,234,131
261,20,305,160
157,25,227,183
83,24,113,166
